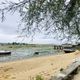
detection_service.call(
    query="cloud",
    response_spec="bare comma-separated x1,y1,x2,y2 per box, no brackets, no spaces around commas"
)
0,12,20,34
0,0,62,44
32,38,62,44
0,24,17,35
0,33,17,43
0,10,20,43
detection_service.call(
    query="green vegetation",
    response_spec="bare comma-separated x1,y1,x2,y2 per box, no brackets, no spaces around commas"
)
36,75,44,80
0,0,80,40
0,43,55,51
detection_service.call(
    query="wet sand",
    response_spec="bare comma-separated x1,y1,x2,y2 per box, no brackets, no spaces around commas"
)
0,50,79,80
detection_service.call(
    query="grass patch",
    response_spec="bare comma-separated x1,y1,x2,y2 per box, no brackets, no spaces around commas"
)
36,75,44,80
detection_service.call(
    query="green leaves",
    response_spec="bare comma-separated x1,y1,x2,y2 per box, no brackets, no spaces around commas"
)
36,75,44,80
0,0,80,39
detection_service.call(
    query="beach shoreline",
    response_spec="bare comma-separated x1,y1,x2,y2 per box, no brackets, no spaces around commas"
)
0,50,79,80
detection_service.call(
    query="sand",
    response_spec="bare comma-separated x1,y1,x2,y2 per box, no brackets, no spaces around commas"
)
0,50,80,80
73,71,80,80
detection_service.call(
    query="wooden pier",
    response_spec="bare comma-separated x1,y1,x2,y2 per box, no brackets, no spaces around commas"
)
53,45,63,50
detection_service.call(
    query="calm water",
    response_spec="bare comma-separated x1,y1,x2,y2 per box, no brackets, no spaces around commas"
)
0,47,61,62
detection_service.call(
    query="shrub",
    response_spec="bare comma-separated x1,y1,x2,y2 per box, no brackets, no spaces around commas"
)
36,75,44,80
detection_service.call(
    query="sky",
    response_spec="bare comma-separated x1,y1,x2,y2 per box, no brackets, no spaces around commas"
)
0,11,63,44
0,0,72,44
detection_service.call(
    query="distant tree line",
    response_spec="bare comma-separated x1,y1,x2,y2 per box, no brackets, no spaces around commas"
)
0,42,27,45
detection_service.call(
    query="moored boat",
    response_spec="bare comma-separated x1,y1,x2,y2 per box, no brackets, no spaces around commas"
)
0,51,11,55
34,52,39,55
62,44,75,53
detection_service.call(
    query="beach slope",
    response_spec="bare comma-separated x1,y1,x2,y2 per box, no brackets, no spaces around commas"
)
0,51,79,80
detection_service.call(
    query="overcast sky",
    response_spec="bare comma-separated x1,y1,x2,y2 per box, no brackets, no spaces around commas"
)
0,0,71,44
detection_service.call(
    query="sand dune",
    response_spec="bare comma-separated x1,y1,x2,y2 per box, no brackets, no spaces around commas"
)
0,51,79,80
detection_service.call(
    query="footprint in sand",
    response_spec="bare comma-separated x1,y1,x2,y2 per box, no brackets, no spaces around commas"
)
11,76,16,79
0,67,14,79
4,74,16,79
4,67,13,72
4,74,11,79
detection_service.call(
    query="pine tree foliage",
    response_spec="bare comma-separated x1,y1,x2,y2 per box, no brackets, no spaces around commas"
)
0,0,80,39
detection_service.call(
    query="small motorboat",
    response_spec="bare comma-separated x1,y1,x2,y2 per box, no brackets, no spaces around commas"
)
0,51,11,55
62,44,75,53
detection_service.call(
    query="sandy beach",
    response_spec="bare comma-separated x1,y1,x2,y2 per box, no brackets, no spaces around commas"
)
0,51,80,80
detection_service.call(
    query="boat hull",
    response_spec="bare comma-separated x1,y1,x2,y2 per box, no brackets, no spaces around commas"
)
0,51,11,55
64,51,74,53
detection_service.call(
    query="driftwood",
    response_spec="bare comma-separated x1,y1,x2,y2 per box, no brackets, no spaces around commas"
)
50,60,80,80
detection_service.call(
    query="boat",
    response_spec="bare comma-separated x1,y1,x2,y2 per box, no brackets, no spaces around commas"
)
62,44,75,53
34,52,39,55
0,51,11,55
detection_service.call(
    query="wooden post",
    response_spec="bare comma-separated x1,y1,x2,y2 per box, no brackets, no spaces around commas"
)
50,60,80,80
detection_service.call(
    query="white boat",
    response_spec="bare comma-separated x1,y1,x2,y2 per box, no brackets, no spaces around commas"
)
0,51,11,55
62,44,75,53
